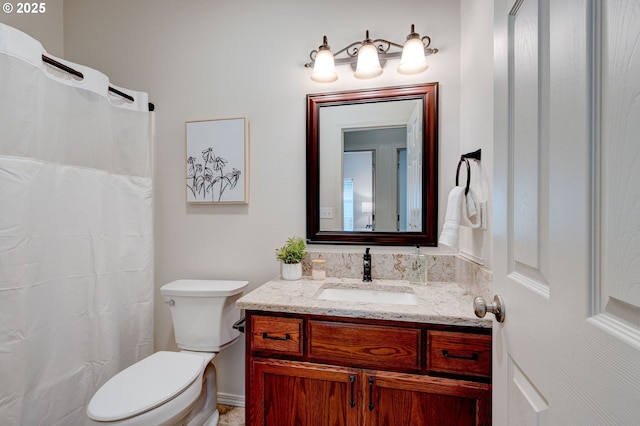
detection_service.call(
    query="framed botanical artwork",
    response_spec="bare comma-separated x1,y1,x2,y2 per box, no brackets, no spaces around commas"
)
185,117,249,204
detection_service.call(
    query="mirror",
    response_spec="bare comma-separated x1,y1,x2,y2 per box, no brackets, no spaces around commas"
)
307,83,438,245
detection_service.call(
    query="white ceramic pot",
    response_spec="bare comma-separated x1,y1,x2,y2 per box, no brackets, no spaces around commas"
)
281,262,302,280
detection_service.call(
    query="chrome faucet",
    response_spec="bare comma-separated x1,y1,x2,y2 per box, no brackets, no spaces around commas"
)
363,248,372,282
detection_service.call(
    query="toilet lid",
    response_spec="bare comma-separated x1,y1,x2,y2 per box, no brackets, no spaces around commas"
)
87,351,205,422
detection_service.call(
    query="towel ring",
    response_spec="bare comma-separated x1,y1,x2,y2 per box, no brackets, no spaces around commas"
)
456,158,471,196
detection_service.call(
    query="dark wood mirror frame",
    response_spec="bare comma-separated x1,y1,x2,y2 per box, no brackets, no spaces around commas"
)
306,83,439,245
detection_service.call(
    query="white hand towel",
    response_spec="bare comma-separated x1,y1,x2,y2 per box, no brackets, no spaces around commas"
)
439,186,465,248
439,187,482,248
461,188,481,229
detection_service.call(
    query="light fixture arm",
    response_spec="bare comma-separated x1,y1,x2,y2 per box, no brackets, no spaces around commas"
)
305,27,438,70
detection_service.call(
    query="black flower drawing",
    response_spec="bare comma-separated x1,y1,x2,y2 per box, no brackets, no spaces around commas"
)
187,147,241,202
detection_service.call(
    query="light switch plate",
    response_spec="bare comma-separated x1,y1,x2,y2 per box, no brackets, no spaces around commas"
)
320,207,333,219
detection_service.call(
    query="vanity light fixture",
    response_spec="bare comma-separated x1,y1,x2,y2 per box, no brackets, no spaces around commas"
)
309,36,338,83
305,25,438,82
354,34,383,79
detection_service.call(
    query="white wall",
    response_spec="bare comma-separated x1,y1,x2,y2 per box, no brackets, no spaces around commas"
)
459,0,494,267
16,0,466,403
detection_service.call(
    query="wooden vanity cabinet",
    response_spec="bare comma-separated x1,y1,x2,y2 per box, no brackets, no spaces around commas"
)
245,311,491,426
251,359,361,425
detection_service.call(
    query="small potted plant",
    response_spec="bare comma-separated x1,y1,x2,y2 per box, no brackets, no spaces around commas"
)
275,236,307,280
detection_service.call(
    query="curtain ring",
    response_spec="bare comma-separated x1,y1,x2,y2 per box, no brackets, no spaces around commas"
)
455,157,471,196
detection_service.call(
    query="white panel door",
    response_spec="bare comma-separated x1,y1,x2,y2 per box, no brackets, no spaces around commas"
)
406,102,422,231
492,0,640,424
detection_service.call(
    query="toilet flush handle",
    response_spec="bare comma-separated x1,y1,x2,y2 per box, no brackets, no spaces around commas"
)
165,299,175,306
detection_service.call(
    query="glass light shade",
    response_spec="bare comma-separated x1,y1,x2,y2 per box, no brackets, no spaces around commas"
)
311,48,338,83
354,42,383,79
398,36,428,75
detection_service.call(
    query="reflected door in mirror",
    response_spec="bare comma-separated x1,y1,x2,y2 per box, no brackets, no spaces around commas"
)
342,150,374,231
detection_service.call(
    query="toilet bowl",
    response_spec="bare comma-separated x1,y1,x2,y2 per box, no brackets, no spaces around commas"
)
87,351,214,426
86,280,248,426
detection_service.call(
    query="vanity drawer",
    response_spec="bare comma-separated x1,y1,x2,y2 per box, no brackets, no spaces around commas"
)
427,330,491,378
309,320,421,371
251,316,303,355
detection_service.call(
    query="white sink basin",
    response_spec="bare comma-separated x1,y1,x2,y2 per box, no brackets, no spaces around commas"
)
316,286,417,305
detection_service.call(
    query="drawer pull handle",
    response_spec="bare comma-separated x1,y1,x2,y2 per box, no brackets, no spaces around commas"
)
262,332,291,341
368,377,375,411
442,349,479,361
349,375,356,408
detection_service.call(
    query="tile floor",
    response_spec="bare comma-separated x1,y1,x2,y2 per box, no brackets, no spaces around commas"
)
218,404,245,426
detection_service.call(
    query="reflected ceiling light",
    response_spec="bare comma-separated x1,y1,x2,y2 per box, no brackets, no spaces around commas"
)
305,25,438,82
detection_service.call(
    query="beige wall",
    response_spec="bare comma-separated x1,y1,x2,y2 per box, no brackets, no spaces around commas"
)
3,0,494,403
0,0,64,56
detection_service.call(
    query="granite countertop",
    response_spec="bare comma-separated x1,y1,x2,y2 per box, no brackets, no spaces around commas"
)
237,277,492,328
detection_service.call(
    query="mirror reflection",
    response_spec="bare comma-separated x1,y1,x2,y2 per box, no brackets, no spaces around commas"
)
307,84,438,245
322,103,421,232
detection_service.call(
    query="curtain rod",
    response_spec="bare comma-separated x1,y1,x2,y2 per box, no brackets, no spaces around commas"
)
41,54,155,112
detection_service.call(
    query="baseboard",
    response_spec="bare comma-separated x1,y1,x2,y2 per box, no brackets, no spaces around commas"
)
217,392,245,407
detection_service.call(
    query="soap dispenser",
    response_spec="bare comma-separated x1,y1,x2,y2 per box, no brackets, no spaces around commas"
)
409,245,427,285
363,248,372,282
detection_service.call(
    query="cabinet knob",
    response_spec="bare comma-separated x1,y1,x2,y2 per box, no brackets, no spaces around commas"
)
473,294,506,323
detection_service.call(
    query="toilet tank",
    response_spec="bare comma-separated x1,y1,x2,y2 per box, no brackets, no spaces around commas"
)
160,280,249,352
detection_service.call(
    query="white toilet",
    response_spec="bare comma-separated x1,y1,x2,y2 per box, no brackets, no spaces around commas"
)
86,279,249,426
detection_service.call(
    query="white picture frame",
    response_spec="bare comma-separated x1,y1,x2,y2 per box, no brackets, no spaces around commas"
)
185,117,249,204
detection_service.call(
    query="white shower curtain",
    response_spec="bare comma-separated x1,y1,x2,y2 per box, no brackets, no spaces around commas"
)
0,24,154,425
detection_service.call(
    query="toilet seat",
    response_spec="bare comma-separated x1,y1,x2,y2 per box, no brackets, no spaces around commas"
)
87,351,207,422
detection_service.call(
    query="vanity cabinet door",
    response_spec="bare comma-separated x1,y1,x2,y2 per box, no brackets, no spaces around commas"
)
363,371,491,426
250,358,361,426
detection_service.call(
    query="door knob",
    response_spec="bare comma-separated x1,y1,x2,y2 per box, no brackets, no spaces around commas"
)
473,295,505,323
